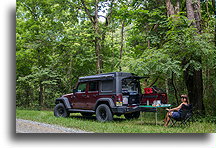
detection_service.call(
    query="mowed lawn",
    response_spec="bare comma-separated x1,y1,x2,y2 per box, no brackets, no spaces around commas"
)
16,109,216,133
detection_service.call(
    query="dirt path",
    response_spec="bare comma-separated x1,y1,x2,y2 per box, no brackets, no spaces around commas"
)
16,119,92,133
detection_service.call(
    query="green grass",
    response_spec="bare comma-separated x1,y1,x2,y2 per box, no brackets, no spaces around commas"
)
16,109,216,133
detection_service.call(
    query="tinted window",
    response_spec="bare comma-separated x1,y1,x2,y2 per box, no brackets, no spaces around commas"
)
89,81,98,91
77,83,86,92
101,80,113,92
122,79,139,93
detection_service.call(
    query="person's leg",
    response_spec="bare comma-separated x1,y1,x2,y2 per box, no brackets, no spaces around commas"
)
164,112,169,122
164,112,172,127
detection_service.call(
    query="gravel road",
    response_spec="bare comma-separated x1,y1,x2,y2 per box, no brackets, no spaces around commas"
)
16,119,92,133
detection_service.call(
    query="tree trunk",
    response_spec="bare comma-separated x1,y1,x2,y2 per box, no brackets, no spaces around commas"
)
215,18,216,47
166,0,175,16
166,0,180,16
80,0,102,74
165,0,180,105
186,0,202,32
147,40,150,49
119,21,125,71
183,64,205,114
39,82,43,109
175,0,180,14
193,0,202,33
171,72,179,105
212,0,216,46
95,31,102,74
212,0,216,115
81,0,114,74
94,0,102,74
185,0,205,114
205,0,210,18
165,78,169,97
186,0,195,21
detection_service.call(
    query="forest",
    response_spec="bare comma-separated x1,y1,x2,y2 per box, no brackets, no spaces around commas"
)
16,0,216,116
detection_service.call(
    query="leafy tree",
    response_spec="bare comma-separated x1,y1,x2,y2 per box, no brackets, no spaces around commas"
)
16,0,215,116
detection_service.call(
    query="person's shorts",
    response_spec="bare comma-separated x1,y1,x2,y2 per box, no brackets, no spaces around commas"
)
172,112,181,119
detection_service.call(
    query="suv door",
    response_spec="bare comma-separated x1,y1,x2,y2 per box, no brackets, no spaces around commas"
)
73,82,87,109
86,81,99,110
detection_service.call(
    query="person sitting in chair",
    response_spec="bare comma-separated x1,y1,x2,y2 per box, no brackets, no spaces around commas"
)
164,94,189,127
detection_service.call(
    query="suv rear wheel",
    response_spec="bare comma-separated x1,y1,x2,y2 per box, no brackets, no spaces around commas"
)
54,103,69,117
124,111,140,120
96,104,113,122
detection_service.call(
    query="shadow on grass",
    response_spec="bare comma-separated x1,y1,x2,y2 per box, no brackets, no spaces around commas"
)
68,114,127,122
68,113,166,125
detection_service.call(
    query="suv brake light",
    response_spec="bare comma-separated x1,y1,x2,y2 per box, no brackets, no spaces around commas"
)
116,94,123,106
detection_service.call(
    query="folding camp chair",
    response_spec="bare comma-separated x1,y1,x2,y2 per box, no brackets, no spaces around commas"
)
170,104,193,127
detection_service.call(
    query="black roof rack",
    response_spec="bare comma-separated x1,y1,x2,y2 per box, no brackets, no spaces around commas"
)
79,74,114,82
78,72,149,82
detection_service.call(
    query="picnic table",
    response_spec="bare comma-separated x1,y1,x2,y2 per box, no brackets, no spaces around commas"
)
139,104,172,125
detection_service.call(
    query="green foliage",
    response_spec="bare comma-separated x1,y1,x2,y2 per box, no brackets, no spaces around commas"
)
122,48,181,78
16,66,62,108
16,0,216,115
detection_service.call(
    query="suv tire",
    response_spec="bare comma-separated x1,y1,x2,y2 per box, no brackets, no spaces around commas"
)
96,104,113,122
54,103,70,117
124,111,140,120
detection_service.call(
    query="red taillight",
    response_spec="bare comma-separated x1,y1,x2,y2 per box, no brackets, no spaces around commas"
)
116,94,123,106
116,94,123,102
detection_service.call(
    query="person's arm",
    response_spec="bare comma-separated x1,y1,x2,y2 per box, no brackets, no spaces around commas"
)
167,103,183,112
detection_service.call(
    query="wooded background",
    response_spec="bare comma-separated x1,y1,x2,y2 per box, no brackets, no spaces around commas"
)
16,0,215,116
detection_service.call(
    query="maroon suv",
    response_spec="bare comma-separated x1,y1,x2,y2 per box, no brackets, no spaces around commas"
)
54,72,145,122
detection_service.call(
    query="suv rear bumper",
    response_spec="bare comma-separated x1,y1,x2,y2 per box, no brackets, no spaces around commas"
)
111,106,140,114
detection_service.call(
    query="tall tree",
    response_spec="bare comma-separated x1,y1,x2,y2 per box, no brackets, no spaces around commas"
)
119,21,125,71
212,0,216,116
16,0,80,108
80,0,101,73
166,0,180,105
185,0,205,113
80,0,114,74
212,0,216,46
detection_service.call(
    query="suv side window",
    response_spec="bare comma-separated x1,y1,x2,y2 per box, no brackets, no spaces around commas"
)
89,81,98,91
101,80,113,92
77,83,86,92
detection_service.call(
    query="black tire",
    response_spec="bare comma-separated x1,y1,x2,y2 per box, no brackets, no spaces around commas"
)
81,112,94,117
124,111,140,120
96,104,113,122
54,103,69,117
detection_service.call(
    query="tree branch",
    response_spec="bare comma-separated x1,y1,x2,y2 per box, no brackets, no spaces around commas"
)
105,0,115,26
80,0,94,24
148,76,159,87
22,2,38,21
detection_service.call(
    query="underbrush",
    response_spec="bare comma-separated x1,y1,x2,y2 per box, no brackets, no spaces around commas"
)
193,114,216,124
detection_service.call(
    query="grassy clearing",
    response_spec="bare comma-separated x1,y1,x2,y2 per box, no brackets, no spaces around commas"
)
16,109,216,133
